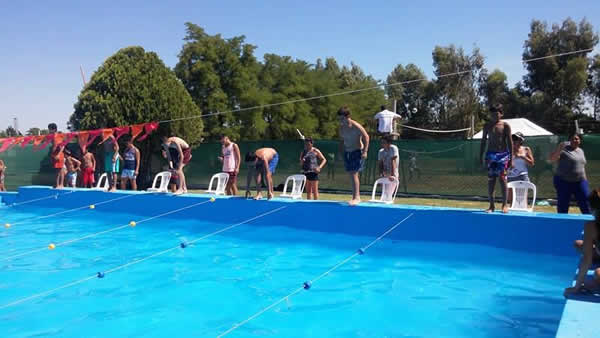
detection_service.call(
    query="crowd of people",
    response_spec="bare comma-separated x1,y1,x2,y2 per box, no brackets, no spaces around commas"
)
0,105,593,212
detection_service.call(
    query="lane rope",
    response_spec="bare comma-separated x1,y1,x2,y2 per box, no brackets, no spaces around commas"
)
4,191,75,208
3,193,138,228
0,205,287,310
217,212,414,337
2,198,215,261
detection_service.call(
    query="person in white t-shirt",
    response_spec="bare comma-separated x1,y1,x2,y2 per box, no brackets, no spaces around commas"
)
374,105,402,134
377,135,399,199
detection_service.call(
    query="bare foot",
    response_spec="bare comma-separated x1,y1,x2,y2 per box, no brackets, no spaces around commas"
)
254,193,263,200
502,205,509,213
267,191,274,200
485,207,494,213
174,189,184,195
108,187,116,192
348,199,360,206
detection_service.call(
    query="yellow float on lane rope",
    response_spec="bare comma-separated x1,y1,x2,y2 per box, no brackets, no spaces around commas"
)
89,205,95,209
48,243,56,250
210,197,216,202
4,223,10,229
129,221,136,227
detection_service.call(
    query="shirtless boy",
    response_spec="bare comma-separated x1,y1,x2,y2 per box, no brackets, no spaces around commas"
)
64,151,82,188
81,146,96,188
479,104,513,213
253,147,278,200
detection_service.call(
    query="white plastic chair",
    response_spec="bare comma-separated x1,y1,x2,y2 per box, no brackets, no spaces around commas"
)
206,173,229,195
94,173,110,191
369,177,399,204
146,171,172,193
508,181,536,212
280,175,306,199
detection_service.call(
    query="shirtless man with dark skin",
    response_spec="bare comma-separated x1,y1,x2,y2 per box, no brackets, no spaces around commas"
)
479,104,513,213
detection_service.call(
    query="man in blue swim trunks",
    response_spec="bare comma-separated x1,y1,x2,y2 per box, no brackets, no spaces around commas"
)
338,105,370,206
479,104,513,213
253,147,278,200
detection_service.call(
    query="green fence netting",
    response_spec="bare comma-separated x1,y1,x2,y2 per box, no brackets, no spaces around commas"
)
1,135,598,199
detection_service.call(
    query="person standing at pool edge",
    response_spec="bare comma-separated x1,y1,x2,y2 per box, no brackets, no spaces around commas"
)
81,146,96,188
0,160,6,191
48,123,65,189
479,104,513,213
300,137,327,200
101,134,120,192
338,106,370,206
219,134,240,196
550,133,591,214
120,136,140,191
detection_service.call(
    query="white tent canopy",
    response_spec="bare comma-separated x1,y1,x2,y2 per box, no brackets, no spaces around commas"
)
472,118,553,139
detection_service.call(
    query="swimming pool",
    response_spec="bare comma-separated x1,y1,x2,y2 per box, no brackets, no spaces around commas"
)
0,186,596,337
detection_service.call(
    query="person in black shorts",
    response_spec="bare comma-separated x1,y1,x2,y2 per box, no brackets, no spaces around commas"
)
299,137,327,200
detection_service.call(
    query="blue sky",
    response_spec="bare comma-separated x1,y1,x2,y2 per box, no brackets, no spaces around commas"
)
1,1,599,132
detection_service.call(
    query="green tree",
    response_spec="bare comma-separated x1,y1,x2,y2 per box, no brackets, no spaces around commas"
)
588,54,600,121
338,62,386,129
385,63,431,130
481,69,509,108
429,45,485,133
69,46,202,186
522,18,598,130
175,23,261,141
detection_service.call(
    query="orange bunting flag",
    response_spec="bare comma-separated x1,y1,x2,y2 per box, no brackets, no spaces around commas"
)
0,138,15,153
101,129,114,143
33,135,45,146
78,131,89,151
113,126,130,141
85,130,102,147
136,122,159,141
130,124,145,141
59,132,76,147
33,134,55,151
20,136,34,148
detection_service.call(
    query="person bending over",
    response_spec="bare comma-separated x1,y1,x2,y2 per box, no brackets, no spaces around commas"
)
161,136,191,194
253,148,278,200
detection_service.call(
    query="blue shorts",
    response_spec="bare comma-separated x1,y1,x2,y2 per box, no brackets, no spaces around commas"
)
344,150,364,172
121,169,136,179
485,151,510,178
257,153,279,174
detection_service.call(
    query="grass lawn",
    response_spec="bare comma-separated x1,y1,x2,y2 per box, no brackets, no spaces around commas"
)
190,190,579,214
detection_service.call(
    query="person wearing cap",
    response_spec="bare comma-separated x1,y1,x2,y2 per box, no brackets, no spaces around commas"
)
507,132,534,183
299,137,327,200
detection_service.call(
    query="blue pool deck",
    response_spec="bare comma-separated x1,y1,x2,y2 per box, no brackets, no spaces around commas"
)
1,186,598,337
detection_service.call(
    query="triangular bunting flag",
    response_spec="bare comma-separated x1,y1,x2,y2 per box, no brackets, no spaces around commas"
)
113,126,130,141
0,138,15,153
20,136,34,148
130,124,145,141
137,122,159,141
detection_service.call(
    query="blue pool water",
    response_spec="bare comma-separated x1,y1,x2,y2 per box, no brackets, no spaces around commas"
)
0,197,578,338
